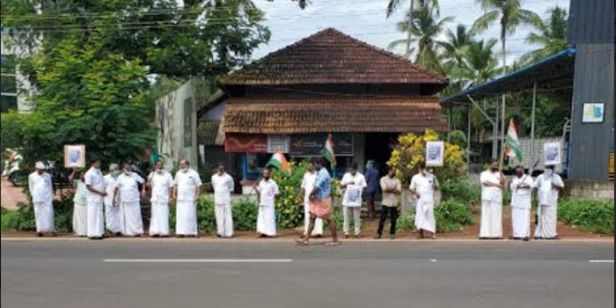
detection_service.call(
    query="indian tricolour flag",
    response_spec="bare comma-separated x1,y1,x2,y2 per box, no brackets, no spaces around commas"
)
322,134,336,166
504,119,524,163
267,149,291,173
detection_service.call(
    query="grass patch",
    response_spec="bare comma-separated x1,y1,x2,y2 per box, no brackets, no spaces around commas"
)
559,199,614,235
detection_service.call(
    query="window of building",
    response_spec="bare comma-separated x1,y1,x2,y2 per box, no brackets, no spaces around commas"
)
1,55,18,113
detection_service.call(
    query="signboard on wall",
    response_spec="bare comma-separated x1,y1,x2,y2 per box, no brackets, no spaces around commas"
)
290,134,353,157
225,134,267,153
183,98,193,147
582,103,605,123
267,135,291,153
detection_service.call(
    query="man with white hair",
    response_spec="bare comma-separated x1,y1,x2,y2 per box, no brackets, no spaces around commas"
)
173,160,202,237
28,162,56,237
104,164,122,236
145,160,174,237
534,165,565,240
114,162,145,237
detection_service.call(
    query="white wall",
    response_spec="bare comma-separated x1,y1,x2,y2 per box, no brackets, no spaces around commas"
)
1,33,35,111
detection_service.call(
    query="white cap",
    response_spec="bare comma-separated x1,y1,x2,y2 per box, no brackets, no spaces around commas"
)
35,162,46,170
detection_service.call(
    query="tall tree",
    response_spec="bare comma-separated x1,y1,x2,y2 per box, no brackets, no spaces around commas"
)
390,7,452,74
520,6,568,65
471,0,541,163
386,0,440,59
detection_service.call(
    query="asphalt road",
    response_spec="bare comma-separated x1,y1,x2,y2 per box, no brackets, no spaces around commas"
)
1,241,614,308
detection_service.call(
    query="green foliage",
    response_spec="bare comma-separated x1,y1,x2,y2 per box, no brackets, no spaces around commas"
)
440,175,481,205
169,196,259,233
232,198,259,232
1,194,75,233
397,199,474,233
396,211,417,232
270,161,308,230
559,199,614,235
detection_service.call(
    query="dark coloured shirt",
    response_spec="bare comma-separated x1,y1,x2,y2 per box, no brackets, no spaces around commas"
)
365,168,379,193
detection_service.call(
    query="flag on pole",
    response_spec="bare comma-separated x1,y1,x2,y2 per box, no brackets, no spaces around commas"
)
267,149,291,173
504,119,524,162
322,134,337,167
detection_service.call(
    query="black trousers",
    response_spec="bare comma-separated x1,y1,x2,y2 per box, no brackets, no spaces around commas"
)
377,206,399,236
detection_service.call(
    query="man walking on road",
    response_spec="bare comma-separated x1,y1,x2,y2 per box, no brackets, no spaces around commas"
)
298,160,323,238
212,163,235,238
510,165,534,241
174,160,202,238
341,162,367,239
534,165,565,240
104,164,122,236
297,158,339,246
410,163,439,239
480,159,505,240
375,166,401,240
84,159,107,240
114,162,145,237
146,160,174,238
29,162,56,237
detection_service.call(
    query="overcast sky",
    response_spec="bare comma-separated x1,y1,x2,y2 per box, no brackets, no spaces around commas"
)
250,0,570,64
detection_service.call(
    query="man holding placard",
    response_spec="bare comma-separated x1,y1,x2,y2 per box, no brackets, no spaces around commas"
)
534,164,565,240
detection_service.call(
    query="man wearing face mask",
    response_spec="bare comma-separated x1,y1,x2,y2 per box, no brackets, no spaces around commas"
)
534,165,564,240
212,163,235,238
341,162,367,239
410,163,440,239
254,168,279,238
145,160,174,238
480,159,506,239
173,160,202,238
114,162,145,237
510,165,535,241
104,164,122,236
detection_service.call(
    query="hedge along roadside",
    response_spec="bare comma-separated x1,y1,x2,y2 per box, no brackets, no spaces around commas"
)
559,199,614,235
397,199,475,233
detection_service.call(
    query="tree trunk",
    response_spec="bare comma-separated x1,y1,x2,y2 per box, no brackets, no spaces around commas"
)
405,0,414,60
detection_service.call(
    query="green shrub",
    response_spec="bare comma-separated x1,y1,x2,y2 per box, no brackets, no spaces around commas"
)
0,194,75,233
440,175,481,205
559,199,614,235
169,196,260,233
397,199,474,233
271,161,307,230
232,198,259,232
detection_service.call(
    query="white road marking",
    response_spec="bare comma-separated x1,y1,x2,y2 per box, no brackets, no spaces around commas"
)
589,260,614,263
103,259,293,263
430,259,438,263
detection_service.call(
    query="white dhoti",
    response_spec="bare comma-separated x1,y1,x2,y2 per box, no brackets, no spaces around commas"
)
86,201,105,238
34,201,55,233
511,207,531,239
535,204,558,239
343,206,362,236
257,205,276,236
480,200,503,238
73,204,88,236
215,203,234,238
105,202,122,234
304,201,323,236
149,202,170,236
415,199,436,233
120,202,144,236
176,201,198,236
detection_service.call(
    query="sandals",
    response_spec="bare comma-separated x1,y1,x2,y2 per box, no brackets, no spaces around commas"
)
295,238,309,246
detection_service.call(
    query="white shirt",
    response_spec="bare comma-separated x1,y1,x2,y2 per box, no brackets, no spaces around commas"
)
535,174,564,207
28,172,53,203
300,172,317,204
212,173,234,205
341,172,367,207
258,179,279,207
510,175,535,209
149,171,174,203
410,173,438,203
104,174,119,205
480,170,503,202
116,173,145,203
174,169,202,202
85,168,106,203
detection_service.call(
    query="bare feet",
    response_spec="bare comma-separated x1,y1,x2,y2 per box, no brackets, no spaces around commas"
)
325,241,341,246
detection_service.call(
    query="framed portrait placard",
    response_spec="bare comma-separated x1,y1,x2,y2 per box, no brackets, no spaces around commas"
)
64,145,86,168
543,142,561,166
426,141,445,167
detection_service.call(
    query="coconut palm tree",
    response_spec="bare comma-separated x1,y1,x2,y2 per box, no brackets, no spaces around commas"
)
440,24,474,69
390,7,452,74
386,0,440,59
520,6,568,65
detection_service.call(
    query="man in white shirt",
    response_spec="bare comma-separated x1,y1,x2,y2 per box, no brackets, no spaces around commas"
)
104,164,122,236
298,160,323,238
341,162,367,239
145,160,174,237
85,159,107,240
510,165,535,241
173,160,202,238
29,162,56,237
212,163,235,238
410,163,440,239
480,159,505,240
113,162,145,237
254,168,279,238
534,165,565,240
